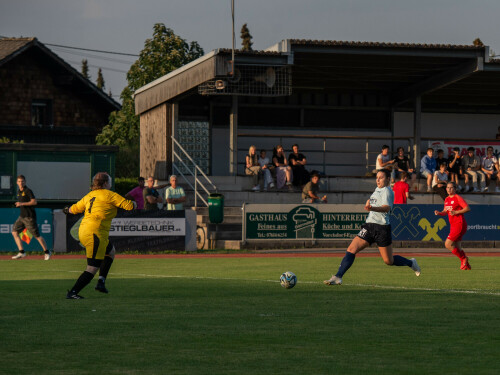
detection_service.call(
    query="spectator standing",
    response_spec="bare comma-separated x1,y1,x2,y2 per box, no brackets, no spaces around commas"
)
11,175,51,260
393,147,417,190
393,172,414,204
447,147,463,192
420,148,437,192
481,146,500,192
432,163,449,201
273,145,293,190
143,176,169,210
301,172,327,203
462,147,486,192
125,177,145,209
245,145,262,192
288,144,310,187
258,150,275,191
165,175,186,210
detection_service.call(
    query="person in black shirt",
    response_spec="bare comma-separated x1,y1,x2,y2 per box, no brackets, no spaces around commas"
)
143,176,169,210
11,175,51,260
447,147,463,192
289,144,310,187
393,147,417,190
435,149,448,170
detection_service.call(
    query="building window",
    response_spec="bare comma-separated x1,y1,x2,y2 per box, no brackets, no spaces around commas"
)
31,99,53,127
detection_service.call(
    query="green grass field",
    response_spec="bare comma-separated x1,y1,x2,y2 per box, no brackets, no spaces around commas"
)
1,255,499,375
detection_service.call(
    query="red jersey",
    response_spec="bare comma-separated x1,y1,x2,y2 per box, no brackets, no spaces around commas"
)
443,194,468,227
393,181,409,204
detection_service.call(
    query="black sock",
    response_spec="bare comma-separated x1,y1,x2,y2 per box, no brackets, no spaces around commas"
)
70,271,95,294
19,250,25,254
99,256,114,280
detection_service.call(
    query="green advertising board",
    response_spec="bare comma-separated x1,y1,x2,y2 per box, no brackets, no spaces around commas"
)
244,204,368,240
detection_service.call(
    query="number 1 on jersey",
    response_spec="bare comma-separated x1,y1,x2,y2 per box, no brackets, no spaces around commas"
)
88,197,96,213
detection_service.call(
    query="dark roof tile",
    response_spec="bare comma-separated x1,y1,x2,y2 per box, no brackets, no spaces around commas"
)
288,39,483,50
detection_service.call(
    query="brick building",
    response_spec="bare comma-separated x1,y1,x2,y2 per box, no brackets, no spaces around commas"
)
0,37,120,144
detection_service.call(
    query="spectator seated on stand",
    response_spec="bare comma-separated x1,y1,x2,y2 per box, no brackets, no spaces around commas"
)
258,150,275,191
393,147,417,191
462,146,486,192
481,146,500,193
301,172,327,204
375,145,396,184
432,163,449,201
447,147,463,192
288,143,310,187
273,144,293,190
245,145,263,192
420,148,437,192
435,149,448,171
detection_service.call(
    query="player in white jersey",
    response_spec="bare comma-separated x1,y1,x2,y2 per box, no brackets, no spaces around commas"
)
324,170,421,285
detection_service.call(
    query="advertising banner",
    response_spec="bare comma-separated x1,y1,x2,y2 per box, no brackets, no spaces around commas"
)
0,208,53,252
392,204,500,241
244,204,368,240
66,210,186,251
243,204,500,242
428,140,500,158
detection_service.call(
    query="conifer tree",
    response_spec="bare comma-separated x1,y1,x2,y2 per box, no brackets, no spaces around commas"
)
96,68,105,90
240,23,253,51
81,59,90,79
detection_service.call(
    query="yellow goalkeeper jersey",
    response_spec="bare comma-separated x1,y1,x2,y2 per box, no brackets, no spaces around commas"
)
70,189,134,234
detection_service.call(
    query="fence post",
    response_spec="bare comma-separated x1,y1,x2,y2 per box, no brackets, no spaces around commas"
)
323,138,326,174
194,169,198,208
365,140,369,174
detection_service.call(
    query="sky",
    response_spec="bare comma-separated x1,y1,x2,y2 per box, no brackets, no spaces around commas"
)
1,0,500,103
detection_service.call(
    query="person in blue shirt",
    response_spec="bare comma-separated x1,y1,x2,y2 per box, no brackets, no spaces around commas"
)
420,148,437,192
323,169,421,285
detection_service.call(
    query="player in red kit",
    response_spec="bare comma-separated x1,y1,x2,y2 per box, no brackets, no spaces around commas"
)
434,181,471,270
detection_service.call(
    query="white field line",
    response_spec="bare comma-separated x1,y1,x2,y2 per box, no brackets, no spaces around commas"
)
61,270,500,297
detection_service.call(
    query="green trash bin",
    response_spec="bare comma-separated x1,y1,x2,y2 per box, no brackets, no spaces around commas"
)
208,193,224,224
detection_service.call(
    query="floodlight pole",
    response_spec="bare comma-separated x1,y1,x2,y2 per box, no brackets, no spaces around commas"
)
229,0,238,176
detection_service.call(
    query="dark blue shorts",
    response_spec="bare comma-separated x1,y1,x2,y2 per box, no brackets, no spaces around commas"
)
357,223,392,247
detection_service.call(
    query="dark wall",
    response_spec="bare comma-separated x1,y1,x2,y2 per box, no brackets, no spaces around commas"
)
0,48,115,143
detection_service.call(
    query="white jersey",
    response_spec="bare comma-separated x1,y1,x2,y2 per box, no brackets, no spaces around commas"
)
366,186,393,225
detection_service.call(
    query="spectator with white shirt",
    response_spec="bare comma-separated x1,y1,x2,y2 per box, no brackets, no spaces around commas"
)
481,146,500,192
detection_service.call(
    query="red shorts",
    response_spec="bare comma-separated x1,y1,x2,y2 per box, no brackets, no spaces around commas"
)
447,221,467,242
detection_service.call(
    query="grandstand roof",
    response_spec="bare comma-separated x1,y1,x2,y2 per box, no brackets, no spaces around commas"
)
135,38,500,115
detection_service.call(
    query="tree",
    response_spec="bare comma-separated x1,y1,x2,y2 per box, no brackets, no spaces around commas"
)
81,59,90,79
96,23,204,177
240,23,253,51
96,68,105,90
0,137,23,144
473,38,484,47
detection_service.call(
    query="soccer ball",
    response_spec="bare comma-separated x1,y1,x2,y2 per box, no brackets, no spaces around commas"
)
280,271,297,289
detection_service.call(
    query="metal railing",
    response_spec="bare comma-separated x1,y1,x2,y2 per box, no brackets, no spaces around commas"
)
238,133,414,175
172,137,217,207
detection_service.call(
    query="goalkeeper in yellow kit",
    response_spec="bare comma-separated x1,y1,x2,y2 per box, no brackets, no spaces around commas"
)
65,172,135,299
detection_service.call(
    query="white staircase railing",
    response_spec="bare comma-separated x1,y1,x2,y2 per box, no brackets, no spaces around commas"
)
172,137,217,207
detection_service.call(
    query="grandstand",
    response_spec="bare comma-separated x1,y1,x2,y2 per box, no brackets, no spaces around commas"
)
134,39,500,250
